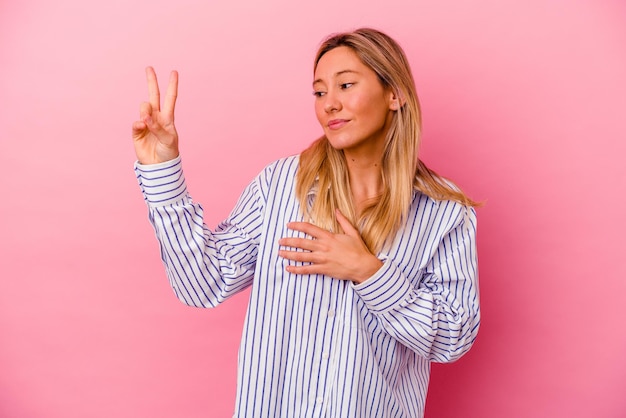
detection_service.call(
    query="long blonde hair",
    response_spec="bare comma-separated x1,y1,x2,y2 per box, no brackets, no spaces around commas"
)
296,28,478,253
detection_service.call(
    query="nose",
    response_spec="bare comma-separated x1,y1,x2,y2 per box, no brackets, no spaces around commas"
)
324,91,341,113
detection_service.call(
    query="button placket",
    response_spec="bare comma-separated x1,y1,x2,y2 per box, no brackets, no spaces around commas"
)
314,303,339,411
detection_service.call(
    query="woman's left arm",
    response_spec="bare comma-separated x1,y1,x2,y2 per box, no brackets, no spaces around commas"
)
279,207,480,363
352,209,480,362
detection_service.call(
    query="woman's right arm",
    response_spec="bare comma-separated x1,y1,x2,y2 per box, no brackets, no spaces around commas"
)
135,158,263,307
132,68,262,307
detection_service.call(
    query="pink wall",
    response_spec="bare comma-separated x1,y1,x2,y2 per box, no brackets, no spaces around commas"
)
1,0,625,417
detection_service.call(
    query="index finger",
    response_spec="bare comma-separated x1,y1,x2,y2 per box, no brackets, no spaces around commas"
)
286,222,330,239
162,70,178,118
145,66,160,112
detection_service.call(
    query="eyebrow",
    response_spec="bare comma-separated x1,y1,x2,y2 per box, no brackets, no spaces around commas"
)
312,69,360,86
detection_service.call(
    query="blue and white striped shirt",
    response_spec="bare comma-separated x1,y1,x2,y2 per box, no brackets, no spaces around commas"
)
135,155,480,418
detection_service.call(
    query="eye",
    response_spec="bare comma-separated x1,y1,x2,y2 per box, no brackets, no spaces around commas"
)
312,91,326,97
340,83,354,90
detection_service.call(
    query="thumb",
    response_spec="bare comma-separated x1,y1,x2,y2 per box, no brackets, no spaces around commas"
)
144,113,177,146
335,209,359,237
143,113,162,134
139,102,166,136
132,120,148,140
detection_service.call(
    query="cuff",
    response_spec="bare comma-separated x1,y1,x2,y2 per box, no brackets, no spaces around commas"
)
134,157,187,206
352,258,416,314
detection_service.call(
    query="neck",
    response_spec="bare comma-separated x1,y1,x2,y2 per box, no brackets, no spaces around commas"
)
344,151,384,215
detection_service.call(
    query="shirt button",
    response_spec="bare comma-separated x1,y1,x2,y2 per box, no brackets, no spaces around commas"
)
316,397,323,404
327,310,335,317
322,352,329,359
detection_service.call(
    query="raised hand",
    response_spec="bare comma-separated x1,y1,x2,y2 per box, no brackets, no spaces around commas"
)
278,210,383,284
132,67,179,165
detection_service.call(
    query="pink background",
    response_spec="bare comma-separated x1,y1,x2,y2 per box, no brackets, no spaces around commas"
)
1,0,625,417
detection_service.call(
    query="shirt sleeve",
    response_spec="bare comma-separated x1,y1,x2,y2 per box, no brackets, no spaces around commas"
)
352,206,480,363
135,157,264,308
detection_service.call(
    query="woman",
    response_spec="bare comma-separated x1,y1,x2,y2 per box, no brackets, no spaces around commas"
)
132,28,480,418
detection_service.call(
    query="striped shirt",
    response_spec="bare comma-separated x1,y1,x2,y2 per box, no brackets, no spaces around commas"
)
135,155,480,418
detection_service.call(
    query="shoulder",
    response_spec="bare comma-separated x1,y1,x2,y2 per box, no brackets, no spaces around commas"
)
257,155,299,183
411,191,477,233
261,154,300,174
253,155,300,198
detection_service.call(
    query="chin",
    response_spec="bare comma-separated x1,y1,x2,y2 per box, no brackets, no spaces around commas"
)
325,133,352,151
326,140,350,151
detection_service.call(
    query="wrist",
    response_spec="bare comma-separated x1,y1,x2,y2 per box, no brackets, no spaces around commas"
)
352,256,384,285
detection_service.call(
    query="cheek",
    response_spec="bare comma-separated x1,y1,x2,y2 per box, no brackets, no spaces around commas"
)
357,94,389,125
346,93,373,116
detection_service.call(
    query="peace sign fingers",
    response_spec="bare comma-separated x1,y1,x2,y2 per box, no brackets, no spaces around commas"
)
131,67,180,165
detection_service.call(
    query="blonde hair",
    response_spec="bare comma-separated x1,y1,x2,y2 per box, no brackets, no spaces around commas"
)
296,28,478,253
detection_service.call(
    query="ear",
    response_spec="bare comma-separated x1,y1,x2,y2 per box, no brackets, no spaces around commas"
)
388,89,405,111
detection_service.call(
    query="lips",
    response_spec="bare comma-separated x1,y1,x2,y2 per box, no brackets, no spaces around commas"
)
327,119,349,130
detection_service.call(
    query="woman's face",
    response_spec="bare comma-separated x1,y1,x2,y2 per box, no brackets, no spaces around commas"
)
313,46,396,157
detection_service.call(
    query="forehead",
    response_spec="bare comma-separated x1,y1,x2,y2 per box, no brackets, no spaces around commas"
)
313,46,371,81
